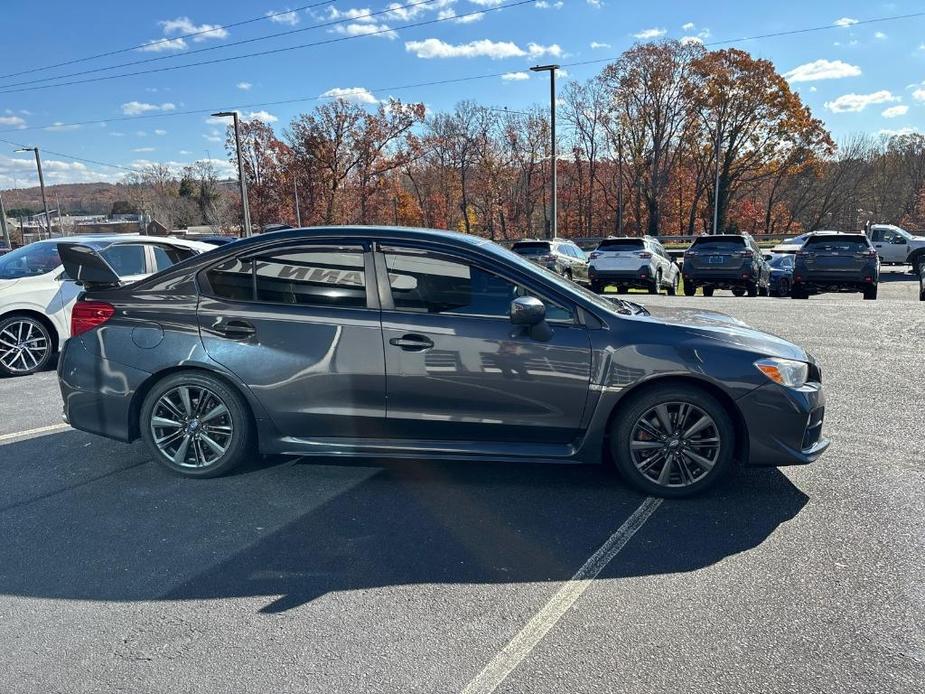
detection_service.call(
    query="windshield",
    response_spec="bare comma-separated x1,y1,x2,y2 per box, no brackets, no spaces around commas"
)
690,238,746,253
0,241,62,279
511,242,551,256
769,255,794,269
597,239,644,251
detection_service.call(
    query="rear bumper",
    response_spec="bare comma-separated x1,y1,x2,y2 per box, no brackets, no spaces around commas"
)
794,272,875,290
737,382,830,467
588,266,652,286
58,338,149,443
683,268,757,286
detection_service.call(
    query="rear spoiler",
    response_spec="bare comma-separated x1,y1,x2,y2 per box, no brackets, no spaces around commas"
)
57,243,122,290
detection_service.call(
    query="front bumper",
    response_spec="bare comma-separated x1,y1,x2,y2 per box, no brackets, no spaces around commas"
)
737,381,830,467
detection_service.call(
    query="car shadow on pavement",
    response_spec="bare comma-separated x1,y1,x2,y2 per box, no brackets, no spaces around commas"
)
0,432,808,614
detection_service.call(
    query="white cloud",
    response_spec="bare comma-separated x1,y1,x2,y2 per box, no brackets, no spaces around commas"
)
501,71,530,81
784,59,862,83
132,147,156,153
110,132,126,137
332,22,397,39
160,17,229,42
44,122,81,132
437,8,485,23
586,0,603,7
534,1,564,8
879,127,919,138
138,37,188,52
204,130,223,143
406,38,526,59
236,81,253,91
874,31,887,40
527,42,562,58
882,105,909,118
246,110,278,123
833,17,858,27
682,21,696,31
825,91,899,113
912,88,925,103
179,150,192,155
680,36,703,45
154,129,167,135
0,115,26,129
590,41,610,49
321,86,379,104
468,0,505,5
267,8,300,26
634,27,666,40
121,101,176,115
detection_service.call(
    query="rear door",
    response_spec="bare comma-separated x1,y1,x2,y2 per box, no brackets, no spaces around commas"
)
801,235,872,276
377,244,592,444
197,242,386,438
591,238,646,271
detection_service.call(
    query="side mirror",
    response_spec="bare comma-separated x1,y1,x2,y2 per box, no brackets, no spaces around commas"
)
510,296,545,326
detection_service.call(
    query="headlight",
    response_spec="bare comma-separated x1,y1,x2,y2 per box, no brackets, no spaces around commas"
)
754,357,809,388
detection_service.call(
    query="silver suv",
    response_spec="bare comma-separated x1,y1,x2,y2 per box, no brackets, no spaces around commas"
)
588,236,679,295
510,239,589,284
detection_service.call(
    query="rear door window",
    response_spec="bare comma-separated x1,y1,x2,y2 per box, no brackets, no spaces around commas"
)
152,245,197,272
101,244,148,277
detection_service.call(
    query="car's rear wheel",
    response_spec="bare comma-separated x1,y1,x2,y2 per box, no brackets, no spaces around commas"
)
0,316,53,377
863,285,878,300
609,384,735,498
702,287,714,297
732,287,746,297
667,273,678,296
591,280,604,294
791,285,809,300
140,372,253,478
777,278,790,298
683,282,696,297
746,283,758,297
649,273,660,295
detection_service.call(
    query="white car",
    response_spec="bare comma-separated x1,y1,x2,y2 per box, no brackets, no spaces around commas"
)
867,224,925,267
587,236,680,294
770,233,812,254
0,235,216,376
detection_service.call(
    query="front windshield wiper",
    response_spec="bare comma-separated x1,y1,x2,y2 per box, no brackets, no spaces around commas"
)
602,296,650,316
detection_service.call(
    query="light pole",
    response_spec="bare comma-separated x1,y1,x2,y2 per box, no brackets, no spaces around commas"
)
531,64,559,239
293,178,302,226
14,147,51,240
712,126,722,235
0,190,10,249
211,111,253,237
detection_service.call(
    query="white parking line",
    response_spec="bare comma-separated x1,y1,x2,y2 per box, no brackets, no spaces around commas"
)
0,423,70,443
461,496,663,694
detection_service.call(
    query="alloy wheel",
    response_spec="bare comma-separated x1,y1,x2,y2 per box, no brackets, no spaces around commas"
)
0,318,50,374
629,401,722,488
150,385,234,468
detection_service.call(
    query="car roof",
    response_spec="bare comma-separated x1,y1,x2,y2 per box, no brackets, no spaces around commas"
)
693,234,748,241
243,225,494,249
47,235,215,251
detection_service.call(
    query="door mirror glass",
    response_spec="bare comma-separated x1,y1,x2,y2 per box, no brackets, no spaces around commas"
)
510,296,545,326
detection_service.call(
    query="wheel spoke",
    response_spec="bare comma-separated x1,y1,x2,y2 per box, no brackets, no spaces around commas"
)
199,433,226,457
200,403,228,423
682,449,716,471
178,387,193,417
173,435,191,465
636,450,665,474
155,429,185,446
630,440,663,450
683,415,713,439
160,396,185,420
653,404,674,435
657,455,675,484
151,416,183,429
635,419,663,440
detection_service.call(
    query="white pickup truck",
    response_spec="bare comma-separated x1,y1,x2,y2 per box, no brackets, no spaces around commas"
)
866,224,925,271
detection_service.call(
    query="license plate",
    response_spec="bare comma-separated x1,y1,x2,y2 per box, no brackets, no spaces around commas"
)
707,256,725,264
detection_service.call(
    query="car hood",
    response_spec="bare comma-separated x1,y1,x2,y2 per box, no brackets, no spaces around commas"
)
634,305,809,361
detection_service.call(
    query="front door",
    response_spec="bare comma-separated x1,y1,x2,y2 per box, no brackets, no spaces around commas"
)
377,245,592,444
197,242,386,438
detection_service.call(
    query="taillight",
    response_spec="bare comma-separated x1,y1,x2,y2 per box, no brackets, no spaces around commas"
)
738,250,754,258
589,251,601,259
638,252,652,259
71,300,114,337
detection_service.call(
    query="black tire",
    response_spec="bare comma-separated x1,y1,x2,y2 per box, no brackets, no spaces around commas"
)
791,284,809,300
667,274,678,296
608,383,736,498
0,315,54,377
683,282,696,297
746,283,758,298
702,287,714,297
777,279,790,298
758,282,770,297
731,287,746,298
591,280,604,294
140,371,254,478
648,274,660,295
615,285,627,294
563,268,573,282
863,285,878,300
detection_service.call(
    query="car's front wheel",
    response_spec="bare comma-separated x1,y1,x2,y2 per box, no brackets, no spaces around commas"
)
140,372,253,478
609,383,735,498
0,315,53,377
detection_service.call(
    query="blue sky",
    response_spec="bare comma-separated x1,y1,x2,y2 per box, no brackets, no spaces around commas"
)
0,0,923,187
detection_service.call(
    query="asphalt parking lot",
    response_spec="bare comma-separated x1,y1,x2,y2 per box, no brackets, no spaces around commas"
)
0,270,922,693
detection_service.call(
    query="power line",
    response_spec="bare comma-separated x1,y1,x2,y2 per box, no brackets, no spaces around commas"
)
0,2,336,81
0,0,455,90
0,136,137,172
0,1,533,96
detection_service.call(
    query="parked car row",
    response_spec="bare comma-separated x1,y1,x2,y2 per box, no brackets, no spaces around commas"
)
52,225,829,497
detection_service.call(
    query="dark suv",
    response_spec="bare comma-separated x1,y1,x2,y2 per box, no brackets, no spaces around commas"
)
57,226,829,499
511,239,588,284
791,232,879,300
682,234,771,297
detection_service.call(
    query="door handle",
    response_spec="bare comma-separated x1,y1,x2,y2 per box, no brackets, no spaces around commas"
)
217,320,257,339
389,334,434,351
